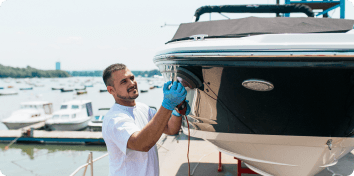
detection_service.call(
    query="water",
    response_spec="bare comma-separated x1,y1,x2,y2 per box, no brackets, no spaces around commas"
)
0,77,164,176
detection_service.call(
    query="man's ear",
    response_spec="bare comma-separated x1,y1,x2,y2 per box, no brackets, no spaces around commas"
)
107,86,115,95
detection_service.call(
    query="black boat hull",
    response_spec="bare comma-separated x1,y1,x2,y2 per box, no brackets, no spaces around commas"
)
156,61,354,138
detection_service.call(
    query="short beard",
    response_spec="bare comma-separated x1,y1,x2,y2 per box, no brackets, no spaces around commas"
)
116,93,138,100
115,85,139,100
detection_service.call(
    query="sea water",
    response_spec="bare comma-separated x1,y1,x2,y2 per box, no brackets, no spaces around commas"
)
0,77,164,176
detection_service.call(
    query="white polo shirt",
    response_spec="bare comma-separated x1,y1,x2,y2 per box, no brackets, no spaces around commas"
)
102,102,159,176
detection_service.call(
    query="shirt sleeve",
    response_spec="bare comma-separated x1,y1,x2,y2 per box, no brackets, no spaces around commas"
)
108,113,140,155
148,107,157,122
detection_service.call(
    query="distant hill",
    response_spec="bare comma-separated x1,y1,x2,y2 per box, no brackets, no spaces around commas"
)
67,69,162,77
0,64,71,78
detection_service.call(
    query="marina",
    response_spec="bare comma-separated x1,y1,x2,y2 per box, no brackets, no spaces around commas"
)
0,77,164,175
1,0,354,176
0,76,353,176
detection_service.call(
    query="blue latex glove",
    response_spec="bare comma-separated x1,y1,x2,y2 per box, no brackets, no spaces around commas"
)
162,81,187,110
172,100,190,117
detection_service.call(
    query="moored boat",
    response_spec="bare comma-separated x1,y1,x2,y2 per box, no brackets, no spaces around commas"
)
52,86,64,90
2,101,53,129
45,100,93,131
75,86,86,91
19,87,33,90
60,88,74,92
99,88,108,92
0,91,18,96
87,108,110,131
76,90,87,95
153,4,354,176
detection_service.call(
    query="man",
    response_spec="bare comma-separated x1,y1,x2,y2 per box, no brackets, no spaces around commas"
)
102,63,190,176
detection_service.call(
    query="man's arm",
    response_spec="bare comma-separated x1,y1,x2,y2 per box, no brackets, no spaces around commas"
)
127,81,186,152
127,106,171,152
163,115,182,135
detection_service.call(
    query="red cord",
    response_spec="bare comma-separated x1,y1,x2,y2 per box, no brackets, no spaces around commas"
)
184,114,191,176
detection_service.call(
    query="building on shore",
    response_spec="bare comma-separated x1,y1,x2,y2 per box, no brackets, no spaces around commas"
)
56,62,61,70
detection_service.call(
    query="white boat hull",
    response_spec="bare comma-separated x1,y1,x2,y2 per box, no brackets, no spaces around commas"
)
3,121,40,130
185,128,354,176
87,122,102,131
47,119,90,131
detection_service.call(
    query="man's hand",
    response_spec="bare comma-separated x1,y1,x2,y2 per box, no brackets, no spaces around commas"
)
162,81,187,111
172,100,191,117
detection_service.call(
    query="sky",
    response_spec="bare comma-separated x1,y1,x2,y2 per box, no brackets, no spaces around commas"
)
0,0,354,71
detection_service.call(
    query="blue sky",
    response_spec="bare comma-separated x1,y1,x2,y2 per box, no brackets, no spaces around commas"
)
0,0,354,71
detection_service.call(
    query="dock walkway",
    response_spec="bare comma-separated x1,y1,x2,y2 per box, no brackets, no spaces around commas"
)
0,130,104,144
0,122,104,144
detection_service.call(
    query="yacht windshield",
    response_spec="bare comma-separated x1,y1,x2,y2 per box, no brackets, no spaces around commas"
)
60,105,68,109
94,116,100,120
72,105,79,109
52,115,60,119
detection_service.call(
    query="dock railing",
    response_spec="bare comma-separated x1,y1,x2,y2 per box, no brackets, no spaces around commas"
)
70,152,108,176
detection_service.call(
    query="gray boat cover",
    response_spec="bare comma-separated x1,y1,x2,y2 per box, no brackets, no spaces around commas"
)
171,17,354,42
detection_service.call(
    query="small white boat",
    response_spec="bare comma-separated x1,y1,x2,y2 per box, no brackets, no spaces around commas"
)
2,101,53,129
87,108,110,131
45,100,93,131
0,90,18,96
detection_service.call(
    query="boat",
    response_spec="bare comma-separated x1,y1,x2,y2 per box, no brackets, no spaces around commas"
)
99,88,108,93
60,88,74,92
0,91,18,96
76,90,87,95
153,4,354,176
74,86,86,91
19,87,33,90
52,85,64,90
45,100,93,131
87,108,110,131
2,101,53,129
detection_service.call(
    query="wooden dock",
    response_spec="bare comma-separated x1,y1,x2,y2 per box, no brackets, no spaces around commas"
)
0,121,104,145
0,123,104,144
0,130,104,144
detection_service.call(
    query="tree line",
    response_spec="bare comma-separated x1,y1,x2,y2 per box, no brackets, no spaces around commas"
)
0,64,71,78
67,70,162,77
0,64,162,78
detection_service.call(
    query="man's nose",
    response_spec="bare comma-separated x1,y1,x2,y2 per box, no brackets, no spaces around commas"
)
129,79,135,85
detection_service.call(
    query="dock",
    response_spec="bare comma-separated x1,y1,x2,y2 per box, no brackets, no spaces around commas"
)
0,122,104,144
0,130,104,144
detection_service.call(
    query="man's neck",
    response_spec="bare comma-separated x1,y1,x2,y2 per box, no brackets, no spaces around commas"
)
116,99,136,107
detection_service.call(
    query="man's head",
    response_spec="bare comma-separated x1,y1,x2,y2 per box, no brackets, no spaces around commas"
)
103,63,139,105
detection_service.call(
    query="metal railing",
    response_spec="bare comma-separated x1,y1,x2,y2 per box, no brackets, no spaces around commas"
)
70,134,169,176
70,152,108,176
